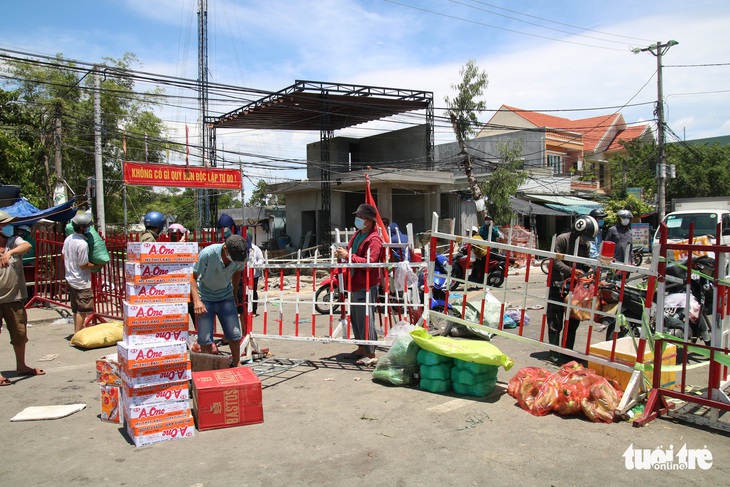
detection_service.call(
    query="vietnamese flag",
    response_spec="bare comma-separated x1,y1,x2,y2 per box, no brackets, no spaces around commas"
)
365,172,389,244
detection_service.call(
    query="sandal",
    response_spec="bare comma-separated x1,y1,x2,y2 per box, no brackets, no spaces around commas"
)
17,368,45,377
0,377,13,386
355,357,377,367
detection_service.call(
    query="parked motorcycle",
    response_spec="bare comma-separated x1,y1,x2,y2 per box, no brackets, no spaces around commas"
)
632,247,646,266
662,255,713,346
314,267,346,315
450,245,515,289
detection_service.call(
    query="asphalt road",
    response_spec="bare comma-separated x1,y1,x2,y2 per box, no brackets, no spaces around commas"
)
0,297,728,487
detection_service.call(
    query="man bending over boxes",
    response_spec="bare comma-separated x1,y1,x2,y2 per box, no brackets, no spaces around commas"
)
191,235,249,367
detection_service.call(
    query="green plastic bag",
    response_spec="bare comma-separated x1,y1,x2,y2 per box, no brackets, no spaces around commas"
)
420,363,452,380
453,378,497,397
417,348,453,366
65,223,110,271
420,377,452,394
372,336,420,386
451,366,498,385
453,358,499,375
410,327,514,370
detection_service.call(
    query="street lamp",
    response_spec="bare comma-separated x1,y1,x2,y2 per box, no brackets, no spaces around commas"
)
632,40,678,222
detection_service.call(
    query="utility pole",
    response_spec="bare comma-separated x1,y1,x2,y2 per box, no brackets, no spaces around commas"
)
93,65,106,235
632,40,678,222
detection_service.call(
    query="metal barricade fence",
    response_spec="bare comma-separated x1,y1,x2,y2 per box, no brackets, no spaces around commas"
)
241,248,427,351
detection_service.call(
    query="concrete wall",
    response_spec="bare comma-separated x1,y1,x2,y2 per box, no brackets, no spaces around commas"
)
433,130,546,176
306,125,430,180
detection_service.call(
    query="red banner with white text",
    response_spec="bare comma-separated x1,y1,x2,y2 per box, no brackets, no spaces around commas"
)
123,161,242,190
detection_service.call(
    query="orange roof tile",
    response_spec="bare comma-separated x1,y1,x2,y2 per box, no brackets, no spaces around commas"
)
605,124,651,152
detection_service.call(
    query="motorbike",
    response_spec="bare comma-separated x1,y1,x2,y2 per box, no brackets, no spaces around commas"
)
450,245,515,289
595,272,648,341
632,247,646,266
662,255,713,346
314,267,347,315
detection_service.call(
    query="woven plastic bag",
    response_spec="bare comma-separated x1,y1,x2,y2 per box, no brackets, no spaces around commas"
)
70,321,122,349
410,327,513,370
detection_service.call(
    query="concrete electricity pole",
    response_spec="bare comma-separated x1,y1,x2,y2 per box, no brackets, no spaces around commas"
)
632,40,678,222
93,66,106,235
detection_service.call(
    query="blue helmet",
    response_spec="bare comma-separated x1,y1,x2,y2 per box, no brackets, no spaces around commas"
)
217,213,237,235
143,211,166,230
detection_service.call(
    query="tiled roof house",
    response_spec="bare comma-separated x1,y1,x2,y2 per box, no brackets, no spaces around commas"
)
476,105,653,192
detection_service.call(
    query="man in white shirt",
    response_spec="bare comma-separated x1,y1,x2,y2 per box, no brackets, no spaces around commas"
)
62,213,101,332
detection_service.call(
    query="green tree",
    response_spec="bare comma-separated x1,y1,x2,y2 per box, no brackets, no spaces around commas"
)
1,53,169,224
480,140,527,225
444,59,489,224
248,179,284,206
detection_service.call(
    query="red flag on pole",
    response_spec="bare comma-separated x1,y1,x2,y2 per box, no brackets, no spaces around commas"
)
365,173,389,244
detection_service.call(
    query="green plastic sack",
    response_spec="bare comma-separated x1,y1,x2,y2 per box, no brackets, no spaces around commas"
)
420,377,452,393
454,358,499,375
65,223,110,271
420,363,452,381
453,378,497,397
417,348,453,366
410,327,514,370
451,366,498,385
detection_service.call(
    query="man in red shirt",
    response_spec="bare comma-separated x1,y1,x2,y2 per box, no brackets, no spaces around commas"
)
334,204,383,366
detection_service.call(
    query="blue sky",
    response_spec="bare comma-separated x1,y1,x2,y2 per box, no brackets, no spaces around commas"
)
2,0,729,188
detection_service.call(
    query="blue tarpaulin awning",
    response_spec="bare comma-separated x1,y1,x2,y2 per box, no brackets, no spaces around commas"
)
1,197,77,225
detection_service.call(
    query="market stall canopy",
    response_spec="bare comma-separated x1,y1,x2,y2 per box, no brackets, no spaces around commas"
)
1,197,77,225
510,197,569,216
522,194,602,216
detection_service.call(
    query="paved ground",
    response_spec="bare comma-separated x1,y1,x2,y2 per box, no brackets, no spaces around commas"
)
0,302,728,487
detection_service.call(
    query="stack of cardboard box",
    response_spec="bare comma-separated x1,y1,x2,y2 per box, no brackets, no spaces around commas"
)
119,241,198,446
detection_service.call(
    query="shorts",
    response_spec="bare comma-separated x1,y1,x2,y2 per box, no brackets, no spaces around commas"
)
69,286,94,313
0,301,28,345
196,297,242,346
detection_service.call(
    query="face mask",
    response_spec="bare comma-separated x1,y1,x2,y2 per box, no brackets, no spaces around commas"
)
84,227,92,235
354,217,365,230
223,228,232,238
597,219,604,227
621,218,630,226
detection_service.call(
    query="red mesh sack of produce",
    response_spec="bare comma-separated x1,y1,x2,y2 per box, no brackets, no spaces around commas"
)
525,378,560,416
507,367,549,399
555,381,587,416
581,379,623,423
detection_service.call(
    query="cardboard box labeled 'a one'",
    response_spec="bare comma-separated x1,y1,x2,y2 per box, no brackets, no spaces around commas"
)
127,241,198,264
123,329,189,347
117,341,188,370
123,301,189,326
125,282,190,304
125,262,194,285
121,359,192,389
123,381,190,407
126,413,195,447
123,398,191,428
192,367,263,431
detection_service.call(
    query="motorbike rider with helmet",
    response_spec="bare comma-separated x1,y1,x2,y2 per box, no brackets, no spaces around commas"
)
141,211,166,243
547,215,598,364
605,209,633,264
588,208,608,259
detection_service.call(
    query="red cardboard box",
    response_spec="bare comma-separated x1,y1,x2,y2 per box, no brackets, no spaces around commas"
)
192,367,263,431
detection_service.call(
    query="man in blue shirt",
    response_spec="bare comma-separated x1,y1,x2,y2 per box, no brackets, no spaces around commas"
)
191,235,248,367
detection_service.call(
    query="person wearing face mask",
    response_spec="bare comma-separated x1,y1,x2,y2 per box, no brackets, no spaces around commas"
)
0,212,46,384
167,223,189,242
191,235,249,367
547,215,598,364
217,214,238,241
62,213,102,332
605,209,634,264
588,208,607,259
334,204,384,366
141,211,166,243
